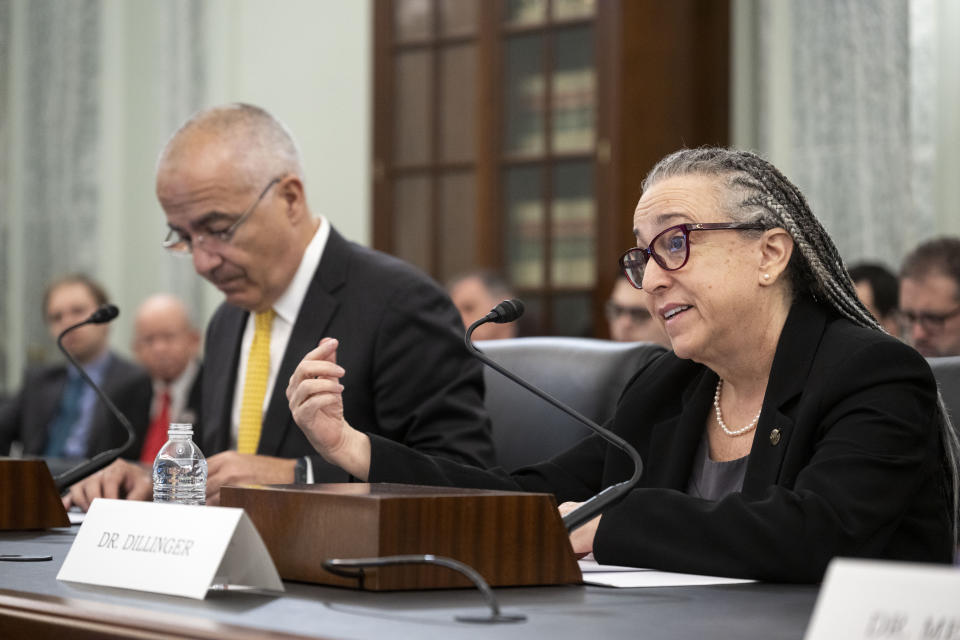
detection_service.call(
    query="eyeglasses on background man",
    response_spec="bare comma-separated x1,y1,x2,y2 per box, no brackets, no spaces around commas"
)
900,306,960,335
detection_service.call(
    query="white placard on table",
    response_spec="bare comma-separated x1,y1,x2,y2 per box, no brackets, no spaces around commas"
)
57,498,284,599
804,557,960,640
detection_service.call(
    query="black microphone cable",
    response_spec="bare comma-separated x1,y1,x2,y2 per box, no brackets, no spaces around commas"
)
465,299,644,532
52,304,137,492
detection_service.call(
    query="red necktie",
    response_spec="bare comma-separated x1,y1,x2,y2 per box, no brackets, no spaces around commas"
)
140,390,171,463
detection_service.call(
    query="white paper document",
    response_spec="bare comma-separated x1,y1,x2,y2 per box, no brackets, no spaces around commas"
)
578,557,755,588
57,498,284,599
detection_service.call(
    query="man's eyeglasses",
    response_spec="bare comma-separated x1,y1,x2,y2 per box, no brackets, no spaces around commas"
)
900,305,960,333
604,301,653,324
162,177,281,255
619,222,765,289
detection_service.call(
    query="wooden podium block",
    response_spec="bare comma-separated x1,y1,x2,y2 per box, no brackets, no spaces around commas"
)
0,459,70,530
221,483,582,591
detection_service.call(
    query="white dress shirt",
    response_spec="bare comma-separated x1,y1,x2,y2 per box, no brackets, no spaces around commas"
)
152,358,200,425
230,218,330,467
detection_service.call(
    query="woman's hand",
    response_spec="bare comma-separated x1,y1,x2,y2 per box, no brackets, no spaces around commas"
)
558,501,601,558
286,338,371,480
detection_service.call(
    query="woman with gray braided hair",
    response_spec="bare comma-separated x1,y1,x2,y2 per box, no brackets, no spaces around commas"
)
288,147,958,582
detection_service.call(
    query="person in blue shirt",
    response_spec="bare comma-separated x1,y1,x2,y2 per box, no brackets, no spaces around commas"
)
0,274,151,460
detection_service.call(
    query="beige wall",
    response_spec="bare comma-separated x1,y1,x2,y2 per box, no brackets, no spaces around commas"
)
2,0,371,386
108,0,373,335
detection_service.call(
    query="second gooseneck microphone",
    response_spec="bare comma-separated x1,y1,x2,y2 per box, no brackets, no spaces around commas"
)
465,299,644,532
53,304,137,492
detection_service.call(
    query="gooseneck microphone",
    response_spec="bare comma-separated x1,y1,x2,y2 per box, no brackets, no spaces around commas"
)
465,299,644,532
87,304,120,324
52,304,137,492
481,299,525,325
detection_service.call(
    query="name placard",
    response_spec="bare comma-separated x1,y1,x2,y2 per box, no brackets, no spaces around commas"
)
804,558,960,640
57,498,284,599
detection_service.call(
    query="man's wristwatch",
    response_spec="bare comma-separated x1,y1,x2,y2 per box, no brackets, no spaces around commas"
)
294,457,308,484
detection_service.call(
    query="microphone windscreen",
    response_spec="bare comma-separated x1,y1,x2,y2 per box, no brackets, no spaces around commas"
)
492,299,525,324
88,304,120,324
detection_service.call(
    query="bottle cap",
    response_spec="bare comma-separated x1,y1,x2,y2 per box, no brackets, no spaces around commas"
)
167,423,193,436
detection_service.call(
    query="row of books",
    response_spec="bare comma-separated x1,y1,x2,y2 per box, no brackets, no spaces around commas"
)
506,0,596,25
507,196,595,287
506,67,595,154
507,241,596,288
508,197,593,223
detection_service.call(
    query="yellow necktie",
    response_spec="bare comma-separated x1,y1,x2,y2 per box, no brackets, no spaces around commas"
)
237,309,275,454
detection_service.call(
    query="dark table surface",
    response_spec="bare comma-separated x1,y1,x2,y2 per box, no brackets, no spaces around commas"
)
1,528,819,640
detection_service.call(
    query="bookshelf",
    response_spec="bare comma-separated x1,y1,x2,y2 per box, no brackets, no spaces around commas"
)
373,0,730,336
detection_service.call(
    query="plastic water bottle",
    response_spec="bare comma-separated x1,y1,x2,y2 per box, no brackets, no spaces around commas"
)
152,423,207,505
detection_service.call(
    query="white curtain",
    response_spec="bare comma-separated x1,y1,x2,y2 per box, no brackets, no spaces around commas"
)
0,0,10,388
733,0,960,268
1,0,104,388
148,0,211,331
0,0,209,390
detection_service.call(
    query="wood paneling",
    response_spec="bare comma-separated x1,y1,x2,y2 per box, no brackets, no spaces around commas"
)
374,0,730,336
221,482,582,591
0,460,69,530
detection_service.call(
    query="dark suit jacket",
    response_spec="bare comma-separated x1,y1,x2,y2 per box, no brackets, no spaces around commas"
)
185,365,202,424
184,363,203,424
369,297,953,582
0,352,153,460
199,227,495,480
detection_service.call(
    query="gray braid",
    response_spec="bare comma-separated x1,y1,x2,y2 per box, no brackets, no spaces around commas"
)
644,147,960,543
647,148,877,327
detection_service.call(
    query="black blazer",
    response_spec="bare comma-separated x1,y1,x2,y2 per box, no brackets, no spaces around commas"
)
369,297,953,582
199,227,495,480
0,352,152,460
184,363,203,424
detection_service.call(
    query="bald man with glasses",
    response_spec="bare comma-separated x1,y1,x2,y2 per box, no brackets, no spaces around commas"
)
899,236,960,357
64,104,495,509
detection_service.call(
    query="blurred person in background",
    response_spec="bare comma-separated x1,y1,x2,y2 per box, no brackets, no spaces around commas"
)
0,274,151,460
848,262,901,337
605,272,670,346
132,294,202,462
899,237,960,357
448,270,518,341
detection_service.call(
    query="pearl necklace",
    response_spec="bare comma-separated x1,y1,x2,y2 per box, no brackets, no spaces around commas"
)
713,379,761,437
